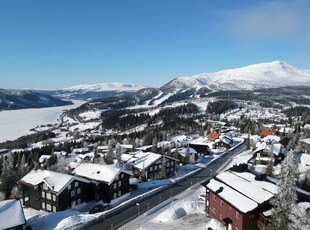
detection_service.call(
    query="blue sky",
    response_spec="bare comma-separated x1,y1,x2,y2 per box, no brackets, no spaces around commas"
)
1,0,310,89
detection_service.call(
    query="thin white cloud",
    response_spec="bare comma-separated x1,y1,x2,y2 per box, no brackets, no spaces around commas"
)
219,0,309,40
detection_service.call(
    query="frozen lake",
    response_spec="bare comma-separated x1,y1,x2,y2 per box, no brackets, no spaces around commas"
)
0,100,85,143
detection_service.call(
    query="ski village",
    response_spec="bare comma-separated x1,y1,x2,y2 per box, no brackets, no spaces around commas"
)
0,61,310,230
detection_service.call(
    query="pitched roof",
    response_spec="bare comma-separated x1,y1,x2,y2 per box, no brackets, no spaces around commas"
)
0,199,26,229
259,129,275,137
207,131,219,141
73,163,130,185
128,151,162,170
205,170,278,213
19,170,89,195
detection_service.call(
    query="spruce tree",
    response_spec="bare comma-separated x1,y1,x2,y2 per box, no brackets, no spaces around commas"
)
270,151,299,230
0,155,17,199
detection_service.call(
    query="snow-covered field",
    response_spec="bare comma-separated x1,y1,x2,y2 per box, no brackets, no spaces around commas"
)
121,185,225,230
0,100,85,142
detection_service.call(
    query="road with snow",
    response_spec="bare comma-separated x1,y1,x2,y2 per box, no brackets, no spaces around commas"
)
85,141,247,230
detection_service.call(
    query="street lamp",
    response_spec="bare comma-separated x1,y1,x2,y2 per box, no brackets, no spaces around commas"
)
136,202,140,229
136,202,140,217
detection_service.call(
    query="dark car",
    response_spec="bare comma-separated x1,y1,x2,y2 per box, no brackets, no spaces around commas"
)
89,204,113,214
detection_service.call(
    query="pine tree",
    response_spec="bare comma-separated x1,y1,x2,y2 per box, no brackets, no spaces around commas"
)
270,152,299,230
0,154,17,199
115,143,122,164
17,154,27,180
105,144,114,164
265,156,274,177
152,136,158,153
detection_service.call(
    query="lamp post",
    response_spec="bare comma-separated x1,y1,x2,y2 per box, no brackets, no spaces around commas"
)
136,202,140,229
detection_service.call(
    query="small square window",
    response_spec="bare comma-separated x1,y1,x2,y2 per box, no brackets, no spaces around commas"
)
42,202,46,209
236,211,240,220
71,190,75,197
118,181,121,187
53,206,56,212
77,198,81,205
213,195,217,201
52,194,56,201
114,183,117,189
150,167,153,171
47,204,51,211
75,182,79,187
68,184,71,190
159,165,162,169
77,188,81,195
118,190,121,196
42,191,45,198
113,193,117,199
46,193,51,200
121,173,124,178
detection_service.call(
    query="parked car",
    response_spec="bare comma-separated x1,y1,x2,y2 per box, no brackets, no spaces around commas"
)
89,204,113,214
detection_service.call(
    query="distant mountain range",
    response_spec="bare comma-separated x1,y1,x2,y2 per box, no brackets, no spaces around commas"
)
161,61,310,92
2,61,310,110
0,89,72,111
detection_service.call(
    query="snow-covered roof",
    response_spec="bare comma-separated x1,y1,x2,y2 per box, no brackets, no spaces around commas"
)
97,145,109,151
207,178,258,213
301,138,310,145
39,155,51,163
129,151,162,170
121,153,135,162
0,199,26,229
73,163,129,185
262,135,281,143
121,144,133,149
20,170,89,195
178,147,197,157
206,170,278,213
271,143,282,156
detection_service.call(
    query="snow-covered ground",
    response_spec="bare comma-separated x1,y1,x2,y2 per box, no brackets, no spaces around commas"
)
0,100,85,142
120,185,225,230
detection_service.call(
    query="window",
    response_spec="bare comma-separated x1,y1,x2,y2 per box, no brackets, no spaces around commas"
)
71,190,75,197
68,184,71,190
150,167,153,171
220,200,224,207
75,182,79,187
46,193,51,200
113,193,117,199
236,211,240,220
155,165,157,170
220,214,222,220
121,173,124,178
53,206,56,212
118,190,121,196
42,191,45,198
213,195,217,201
159,165,162,169
77,188,81,195
171,161,174,165
77,198,81,205
47,204,52,211
42,202,46,209
118,181,121,187
52,194,56,202
42,183,48,190
167,162,170,166
114,183,117,189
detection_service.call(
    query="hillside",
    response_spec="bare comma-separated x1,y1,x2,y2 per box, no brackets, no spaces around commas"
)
0,89,72,111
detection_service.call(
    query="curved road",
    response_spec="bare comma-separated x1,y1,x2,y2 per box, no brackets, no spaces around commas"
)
85,141,247,230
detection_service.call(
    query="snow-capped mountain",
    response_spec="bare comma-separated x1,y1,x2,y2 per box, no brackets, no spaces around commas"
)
62,82,145,92
43,82,146,100
161,61,310,92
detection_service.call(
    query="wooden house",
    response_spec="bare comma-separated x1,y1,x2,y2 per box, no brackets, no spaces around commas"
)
125,151,178,180
72,163,131,202
202,169,278,230
19,170,91,212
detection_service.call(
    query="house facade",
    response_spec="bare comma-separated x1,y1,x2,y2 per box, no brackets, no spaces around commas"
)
300,138,310,154
19,170,91,212
72,163,131,202
126,151,178,180
202,168,278,230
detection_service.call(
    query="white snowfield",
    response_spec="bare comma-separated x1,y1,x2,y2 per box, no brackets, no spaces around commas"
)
0,100,85,142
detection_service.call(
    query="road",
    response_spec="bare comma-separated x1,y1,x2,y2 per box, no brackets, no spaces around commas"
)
85,141,247,230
